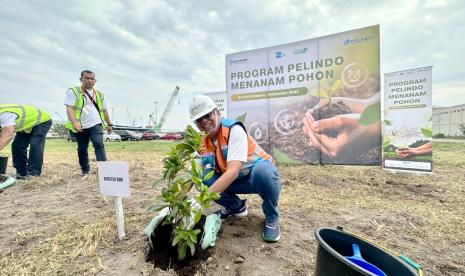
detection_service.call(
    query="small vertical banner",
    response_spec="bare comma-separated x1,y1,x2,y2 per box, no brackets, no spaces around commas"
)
204,91,228,118
383,66,433,173
97,161,131,240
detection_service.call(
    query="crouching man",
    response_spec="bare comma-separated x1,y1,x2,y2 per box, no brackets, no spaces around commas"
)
0,104,52,179
189,95,281,242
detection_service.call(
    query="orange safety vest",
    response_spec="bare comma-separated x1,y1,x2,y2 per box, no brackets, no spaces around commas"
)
199,118,272,176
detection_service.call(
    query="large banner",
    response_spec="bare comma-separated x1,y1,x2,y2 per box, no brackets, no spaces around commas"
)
383,67,433,173
226,25,381,164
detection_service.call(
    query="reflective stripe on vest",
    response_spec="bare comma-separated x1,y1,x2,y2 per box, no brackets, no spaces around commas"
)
199,118,272,176
0,104,51,132
65,86,106,132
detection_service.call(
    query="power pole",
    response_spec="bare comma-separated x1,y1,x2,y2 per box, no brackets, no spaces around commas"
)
126,108,132,126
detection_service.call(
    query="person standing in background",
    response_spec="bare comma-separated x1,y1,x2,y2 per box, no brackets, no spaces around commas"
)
64,70,113,179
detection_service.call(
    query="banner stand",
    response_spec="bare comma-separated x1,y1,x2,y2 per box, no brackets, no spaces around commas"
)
384,169,432,176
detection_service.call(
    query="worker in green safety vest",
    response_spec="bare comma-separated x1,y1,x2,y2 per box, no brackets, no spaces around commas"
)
0,104,52,179
64,70,113,179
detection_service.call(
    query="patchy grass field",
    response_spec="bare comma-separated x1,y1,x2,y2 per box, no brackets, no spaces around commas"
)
0,139,464,275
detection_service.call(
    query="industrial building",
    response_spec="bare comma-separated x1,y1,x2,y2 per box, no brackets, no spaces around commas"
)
433,103,465,136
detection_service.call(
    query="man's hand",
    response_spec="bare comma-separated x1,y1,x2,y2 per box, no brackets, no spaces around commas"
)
72,121,82,132
208,160,242,193
103,110,112,134
303,110,379,158
303,111,358,157
66,105,82,132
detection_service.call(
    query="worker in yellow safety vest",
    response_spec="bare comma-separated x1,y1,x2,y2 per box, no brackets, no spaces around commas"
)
64,70,113,179
0,104,52,179
189,95,282,242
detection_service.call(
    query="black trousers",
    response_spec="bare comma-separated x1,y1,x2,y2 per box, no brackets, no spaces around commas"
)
12,119,52,176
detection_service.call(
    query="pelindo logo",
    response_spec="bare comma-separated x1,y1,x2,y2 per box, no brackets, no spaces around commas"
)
292,48,307,55
229,58,248,65
343,35,375,46
276,51,285,58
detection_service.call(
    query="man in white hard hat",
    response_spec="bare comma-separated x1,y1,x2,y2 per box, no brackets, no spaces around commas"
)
189,95,281,242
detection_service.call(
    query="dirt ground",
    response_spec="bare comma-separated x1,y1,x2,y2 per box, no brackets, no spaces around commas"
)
0,140,464,275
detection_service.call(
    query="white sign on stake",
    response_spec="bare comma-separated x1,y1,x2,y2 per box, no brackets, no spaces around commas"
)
98,161,131,197
97,161,131,240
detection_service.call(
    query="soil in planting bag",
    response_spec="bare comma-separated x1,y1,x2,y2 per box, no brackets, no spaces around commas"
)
144,207,170,247
0,175,16,190
200,213,222,249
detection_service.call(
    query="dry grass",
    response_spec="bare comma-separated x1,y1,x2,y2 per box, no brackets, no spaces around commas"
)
1,140,464,275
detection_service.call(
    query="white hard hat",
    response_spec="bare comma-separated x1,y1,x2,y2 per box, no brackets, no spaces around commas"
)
189,95,217,121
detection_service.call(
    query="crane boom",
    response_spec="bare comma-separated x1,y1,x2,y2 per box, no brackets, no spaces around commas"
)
154,86,180,132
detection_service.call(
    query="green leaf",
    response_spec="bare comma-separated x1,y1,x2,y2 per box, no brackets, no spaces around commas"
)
194,209,202,224
358,103,381,126
271,146,302,164
331,80,342,94
147,203,169,212
188,231,198,243
178,243,187,260
384,119,392,126
203,170,214,181
382,138,390,149
235,113,247,123
421,127,432,138
172,234,183,246
189,243,196,256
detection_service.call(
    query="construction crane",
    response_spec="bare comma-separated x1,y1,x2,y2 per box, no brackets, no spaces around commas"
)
147,113,156,127
154,86,180,132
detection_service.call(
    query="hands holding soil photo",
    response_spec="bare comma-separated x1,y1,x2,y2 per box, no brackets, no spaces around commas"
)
395,141,432,159
302,93,381,160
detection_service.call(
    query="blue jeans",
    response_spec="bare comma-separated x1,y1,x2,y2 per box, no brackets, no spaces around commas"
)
73,124,106,174
203,160,281,223
12,119,52,176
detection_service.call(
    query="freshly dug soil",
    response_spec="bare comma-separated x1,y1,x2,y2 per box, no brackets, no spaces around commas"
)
146,216,211,275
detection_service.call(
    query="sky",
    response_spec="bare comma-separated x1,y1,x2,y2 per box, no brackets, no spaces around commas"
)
1,0,464,131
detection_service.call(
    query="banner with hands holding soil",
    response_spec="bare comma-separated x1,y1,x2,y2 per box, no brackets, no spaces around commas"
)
226,25,381,165
302,92,381,164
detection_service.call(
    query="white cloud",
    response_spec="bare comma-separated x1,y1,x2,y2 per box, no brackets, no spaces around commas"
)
433,82,465,107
